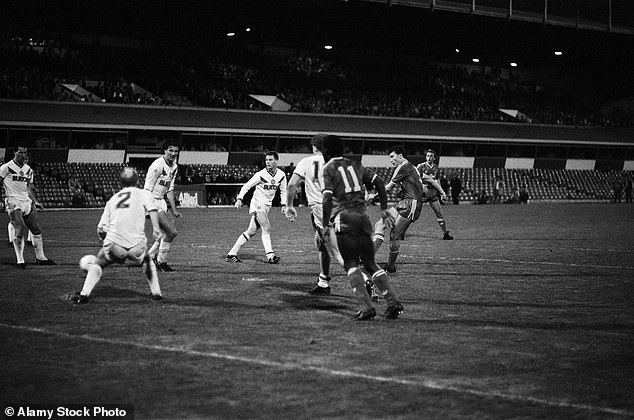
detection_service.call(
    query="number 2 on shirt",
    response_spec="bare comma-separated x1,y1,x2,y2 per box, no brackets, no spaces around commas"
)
116,191,131,209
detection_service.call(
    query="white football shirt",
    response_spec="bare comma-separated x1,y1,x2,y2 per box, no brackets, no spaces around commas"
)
144,157,178,200
0,160,33,199
292,154,325,207
237,168,288,208
99,187,158,248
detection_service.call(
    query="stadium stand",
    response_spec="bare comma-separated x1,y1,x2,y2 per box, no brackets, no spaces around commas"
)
6,162,627,208
2,31,632,128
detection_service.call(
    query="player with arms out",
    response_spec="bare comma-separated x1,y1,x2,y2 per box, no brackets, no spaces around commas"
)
285,134,340,294
70,168,163,304
145,142,182,272
321,135,403,320
227,151,288,264
0,145,55,268
416,149,453,240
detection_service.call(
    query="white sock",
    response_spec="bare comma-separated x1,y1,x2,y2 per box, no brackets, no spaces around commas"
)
148,239,160,258
262,233,273,255
317,273,330,288
27,230,34,244
80,264,103,296
229,233,249,255
31,234,46,260
145,258,162,296
13,237,25,264
157,240,171,264
8,223,15,242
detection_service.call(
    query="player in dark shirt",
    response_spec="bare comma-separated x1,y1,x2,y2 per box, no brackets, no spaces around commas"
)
373,146,425,274
416,149,453,240
321,135,403,320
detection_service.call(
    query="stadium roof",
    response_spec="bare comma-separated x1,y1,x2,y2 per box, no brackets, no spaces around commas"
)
2,100,632,147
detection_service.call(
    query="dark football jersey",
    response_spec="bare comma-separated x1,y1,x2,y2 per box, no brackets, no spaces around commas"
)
391,161,424,200
417,162,440,181
322,157,376,217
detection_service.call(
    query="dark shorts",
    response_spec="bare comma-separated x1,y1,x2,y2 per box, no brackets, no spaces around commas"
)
421,186,440,204
333,208,373,236
396,197,423,221
333,209,376,269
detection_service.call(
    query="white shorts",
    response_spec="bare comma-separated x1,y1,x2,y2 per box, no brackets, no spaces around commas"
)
154,198,168,213
102,239,147,265
145,197,168,216
310,203,324,229
4,197,32,216
249,200,271,215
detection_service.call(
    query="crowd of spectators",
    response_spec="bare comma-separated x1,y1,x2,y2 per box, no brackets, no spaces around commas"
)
1,31,632,128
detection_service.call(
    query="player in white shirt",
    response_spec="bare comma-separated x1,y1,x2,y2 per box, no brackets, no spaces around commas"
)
284,134,342,294
7,153,34,247
69,167,163,304
227,151,288,264
144,143,182,272
0,146,55,268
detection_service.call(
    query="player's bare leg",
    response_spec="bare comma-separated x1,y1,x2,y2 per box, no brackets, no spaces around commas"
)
430,201,452,239
309,229,332,294
23,211,55,264
154,212,177,271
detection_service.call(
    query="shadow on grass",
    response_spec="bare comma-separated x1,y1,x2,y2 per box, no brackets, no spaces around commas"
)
426,298,615,310
424,317,634,331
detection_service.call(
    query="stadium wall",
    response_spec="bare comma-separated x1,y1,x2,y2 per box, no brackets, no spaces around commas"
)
2,101,633,171
69,149,125,163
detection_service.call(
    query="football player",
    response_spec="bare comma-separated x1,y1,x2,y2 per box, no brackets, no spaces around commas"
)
321,135,403,320
227,151,288,264
285,134,342,294
70,167,163,304
145,142,182,271
416,149,453,240
0,145,55,268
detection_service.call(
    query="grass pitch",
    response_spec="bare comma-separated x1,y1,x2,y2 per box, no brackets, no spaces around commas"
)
1,203,633,419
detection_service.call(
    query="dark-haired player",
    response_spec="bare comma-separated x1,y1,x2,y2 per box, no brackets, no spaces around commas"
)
285,134,341,294
227,151,288,264
145,143,182,271
0,145,55,268
416,149,453,240
321,135,403,320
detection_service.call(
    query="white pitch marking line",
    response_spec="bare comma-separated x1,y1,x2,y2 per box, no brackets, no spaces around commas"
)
414,256,634,270
1,323,631,417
